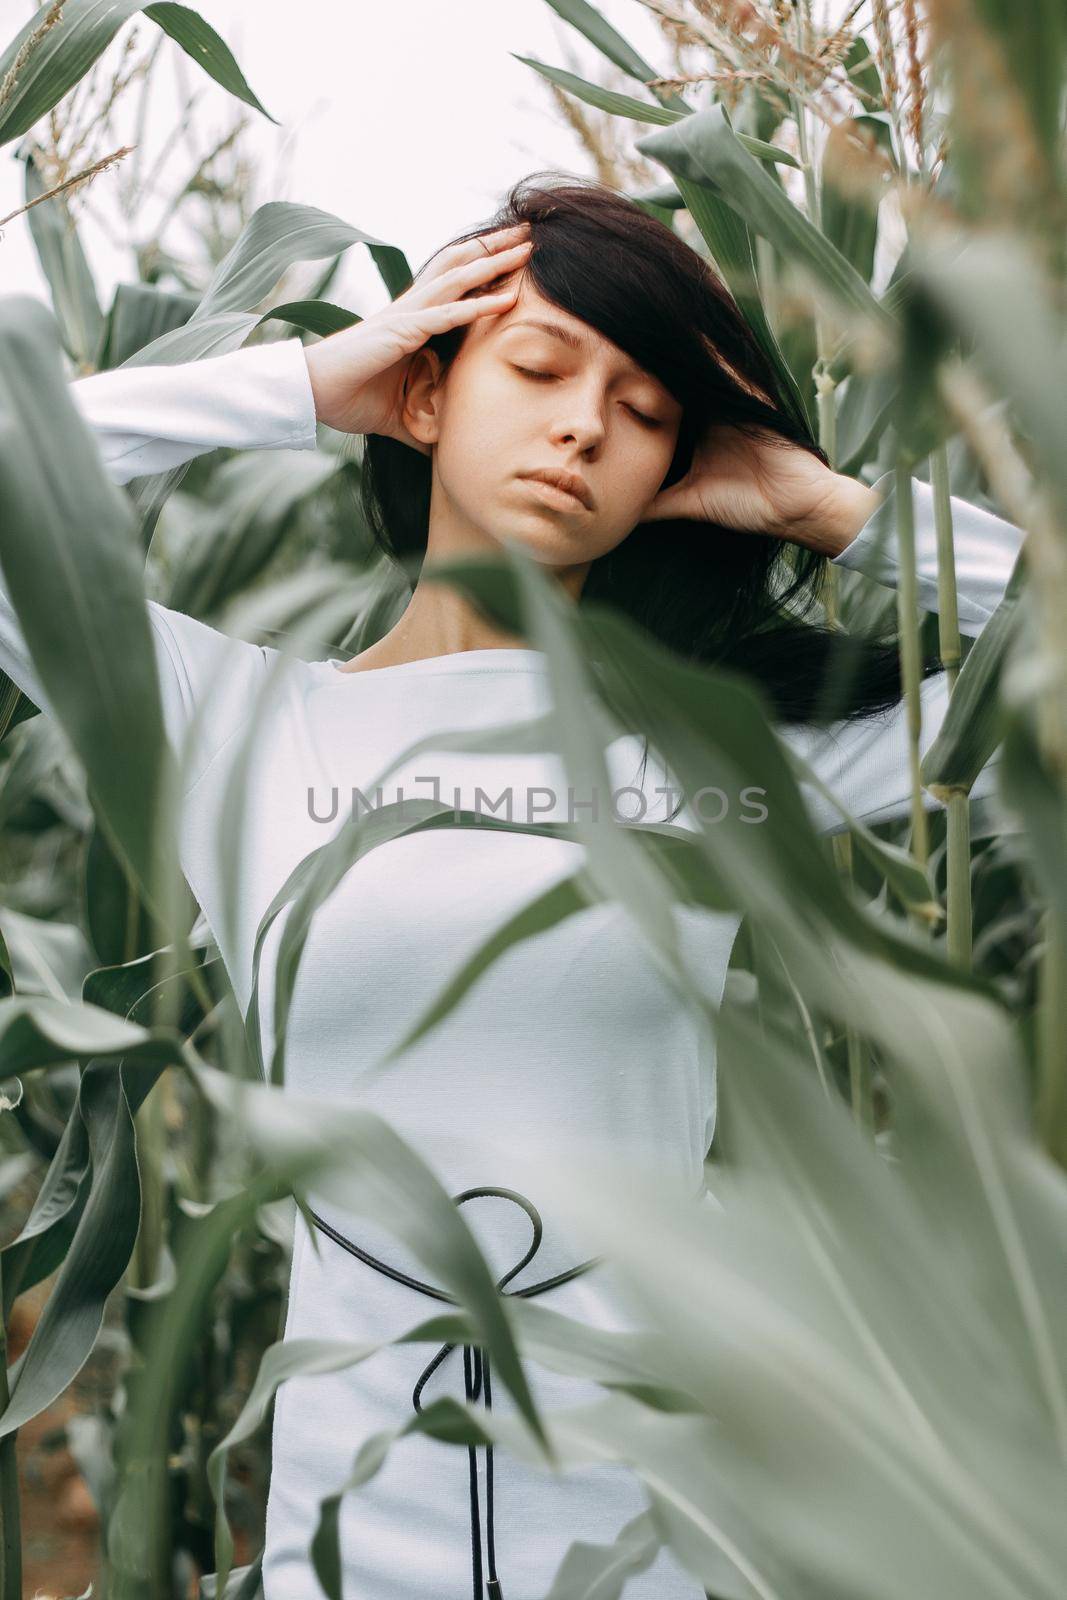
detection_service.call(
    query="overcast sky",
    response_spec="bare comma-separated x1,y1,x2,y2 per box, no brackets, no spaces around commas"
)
0,0,670,318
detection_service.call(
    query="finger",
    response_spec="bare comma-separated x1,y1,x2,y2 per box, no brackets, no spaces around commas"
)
417,224,531,286
420,239,532,303
406,285,522,338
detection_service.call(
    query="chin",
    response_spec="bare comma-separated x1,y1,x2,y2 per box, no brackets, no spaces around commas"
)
483,502,611,567
502,528,596,569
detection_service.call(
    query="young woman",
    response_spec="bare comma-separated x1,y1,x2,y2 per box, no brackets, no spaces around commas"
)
0,176,1023,1600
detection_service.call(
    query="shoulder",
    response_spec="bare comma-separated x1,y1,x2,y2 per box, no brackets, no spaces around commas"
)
147,602,269,707
145,602,278,791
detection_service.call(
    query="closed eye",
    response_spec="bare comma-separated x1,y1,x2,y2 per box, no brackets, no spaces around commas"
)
510,365,663,429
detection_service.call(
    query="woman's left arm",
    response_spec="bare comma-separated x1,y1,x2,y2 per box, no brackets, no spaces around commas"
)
778,471,1026,834
645,434,1026,833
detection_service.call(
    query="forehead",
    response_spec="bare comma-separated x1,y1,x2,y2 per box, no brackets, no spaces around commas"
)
475,275,654,382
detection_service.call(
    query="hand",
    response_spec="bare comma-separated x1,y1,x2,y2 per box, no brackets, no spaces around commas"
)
642,421,880,556
303,223,533,453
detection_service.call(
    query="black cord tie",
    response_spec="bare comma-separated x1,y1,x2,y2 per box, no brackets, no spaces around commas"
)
307,1185,601,1600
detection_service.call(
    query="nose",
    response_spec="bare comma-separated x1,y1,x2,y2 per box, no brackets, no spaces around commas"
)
549,380,606,456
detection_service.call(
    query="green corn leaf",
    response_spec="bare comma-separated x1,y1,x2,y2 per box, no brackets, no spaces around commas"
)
0,0,272,146
260,300,360,338
142,2,276,123
0,993,181,1075
920,562,1029,795
636,104,895,336
0,1053,170,1438
21,148,104,370
0,296,176,904
540,0,691,113
99,281,201,368
194,202,402,322
515,56,799,169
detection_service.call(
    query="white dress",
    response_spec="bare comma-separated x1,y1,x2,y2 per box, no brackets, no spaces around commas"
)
0,338,1025,1600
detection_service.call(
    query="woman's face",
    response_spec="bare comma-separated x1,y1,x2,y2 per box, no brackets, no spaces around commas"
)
403,271,684,569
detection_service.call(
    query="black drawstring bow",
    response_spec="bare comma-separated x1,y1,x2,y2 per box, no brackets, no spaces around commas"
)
307,1186,601,1600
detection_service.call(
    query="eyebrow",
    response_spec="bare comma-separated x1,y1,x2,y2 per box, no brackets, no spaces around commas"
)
502,313,643,376
502,317,590,352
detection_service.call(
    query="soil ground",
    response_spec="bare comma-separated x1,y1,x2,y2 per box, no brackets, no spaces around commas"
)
12,1278,100,1600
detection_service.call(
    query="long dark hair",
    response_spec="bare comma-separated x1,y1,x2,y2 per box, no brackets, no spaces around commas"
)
359,172,942,728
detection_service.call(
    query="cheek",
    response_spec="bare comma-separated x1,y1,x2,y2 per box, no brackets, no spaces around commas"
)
434,378,517,493
608,432,677,509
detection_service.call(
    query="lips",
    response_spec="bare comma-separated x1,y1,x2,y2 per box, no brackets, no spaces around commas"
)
517,469,595,511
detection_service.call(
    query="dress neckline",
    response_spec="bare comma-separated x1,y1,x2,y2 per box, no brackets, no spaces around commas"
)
321,647,550,680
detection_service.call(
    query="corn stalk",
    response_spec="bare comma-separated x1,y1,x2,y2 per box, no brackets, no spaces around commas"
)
893,460,931,872
929,445,972,966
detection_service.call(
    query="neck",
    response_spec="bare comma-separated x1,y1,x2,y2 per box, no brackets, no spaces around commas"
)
369,585,530,662
348,487,590,671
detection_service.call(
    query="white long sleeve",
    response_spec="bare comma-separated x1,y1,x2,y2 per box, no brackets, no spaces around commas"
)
0,337,320,789
67,336,319,486
782,472,1026,833
1,339,1024,827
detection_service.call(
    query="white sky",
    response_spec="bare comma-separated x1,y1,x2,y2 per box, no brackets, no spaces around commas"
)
0,0,670,318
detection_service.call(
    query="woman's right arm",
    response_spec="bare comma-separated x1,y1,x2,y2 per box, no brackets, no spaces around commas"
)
68,336,319,486
2,228,531,768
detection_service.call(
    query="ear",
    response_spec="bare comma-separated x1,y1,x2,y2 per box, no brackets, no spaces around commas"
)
400,346,447,449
